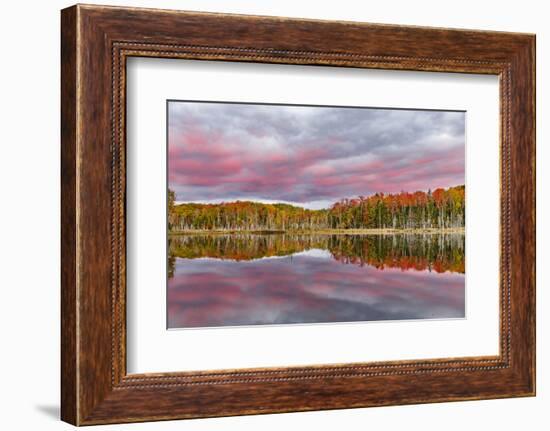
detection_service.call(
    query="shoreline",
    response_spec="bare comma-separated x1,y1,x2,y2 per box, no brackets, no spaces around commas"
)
168,227,465,236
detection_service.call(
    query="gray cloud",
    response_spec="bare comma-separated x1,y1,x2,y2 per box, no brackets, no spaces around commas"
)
168,101,465,205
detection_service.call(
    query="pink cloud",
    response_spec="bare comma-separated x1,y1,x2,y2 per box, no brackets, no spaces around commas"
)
169,158,243,177
167,103,465,203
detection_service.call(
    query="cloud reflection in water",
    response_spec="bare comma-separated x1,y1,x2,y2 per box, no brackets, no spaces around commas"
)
167,246,465,329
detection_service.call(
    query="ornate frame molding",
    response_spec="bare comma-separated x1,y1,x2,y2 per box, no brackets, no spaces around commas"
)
61,5,535,425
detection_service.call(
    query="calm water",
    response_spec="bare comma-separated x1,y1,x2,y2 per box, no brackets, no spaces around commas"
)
167,233,465,329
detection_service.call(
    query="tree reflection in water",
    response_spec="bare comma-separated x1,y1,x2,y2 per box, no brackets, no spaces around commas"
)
168,233,465,276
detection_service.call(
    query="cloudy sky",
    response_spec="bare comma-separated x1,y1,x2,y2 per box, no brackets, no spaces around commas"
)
168,101,465,209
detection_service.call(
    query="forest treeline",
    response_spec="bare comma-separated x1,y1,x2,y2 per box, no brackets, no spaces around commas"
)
168,233,465,275
168,185,465,232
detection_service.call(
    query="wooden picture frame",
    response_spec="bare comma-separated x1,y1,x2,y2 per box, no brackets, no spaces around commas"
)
61,4,535,425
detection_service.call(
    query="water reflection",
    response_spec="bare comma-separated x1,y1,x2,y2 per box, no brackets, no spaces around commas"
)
169,233,465,274
167,233,465,328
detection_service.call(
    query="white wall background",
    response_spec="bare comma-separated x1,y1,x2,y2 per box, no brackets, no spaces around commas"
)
0,0,546,429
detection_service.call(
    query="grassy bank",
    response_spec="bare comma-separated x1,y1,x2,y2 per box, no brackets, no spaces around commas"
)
168,227,465,236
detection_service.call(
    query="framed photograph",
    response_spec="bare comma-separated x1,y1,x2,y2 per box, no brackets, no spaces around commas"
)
164,100,467,330
61,4,536,425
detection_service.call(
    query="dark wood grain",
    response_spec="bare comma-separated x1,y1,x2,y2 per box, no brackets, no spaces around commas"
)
61,4,535,425
60,5,77,425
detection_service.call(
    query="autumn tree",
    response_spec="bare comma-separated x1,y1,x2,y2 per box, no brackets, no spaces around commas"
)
168,185,465,232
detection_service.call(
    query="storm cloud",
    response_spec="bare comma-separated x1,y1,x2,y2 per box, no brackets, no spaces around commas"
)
168,101,465,208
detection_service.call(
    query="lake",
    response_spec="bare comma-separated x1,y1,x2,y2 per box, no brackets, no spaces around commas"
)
167,233,465,329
